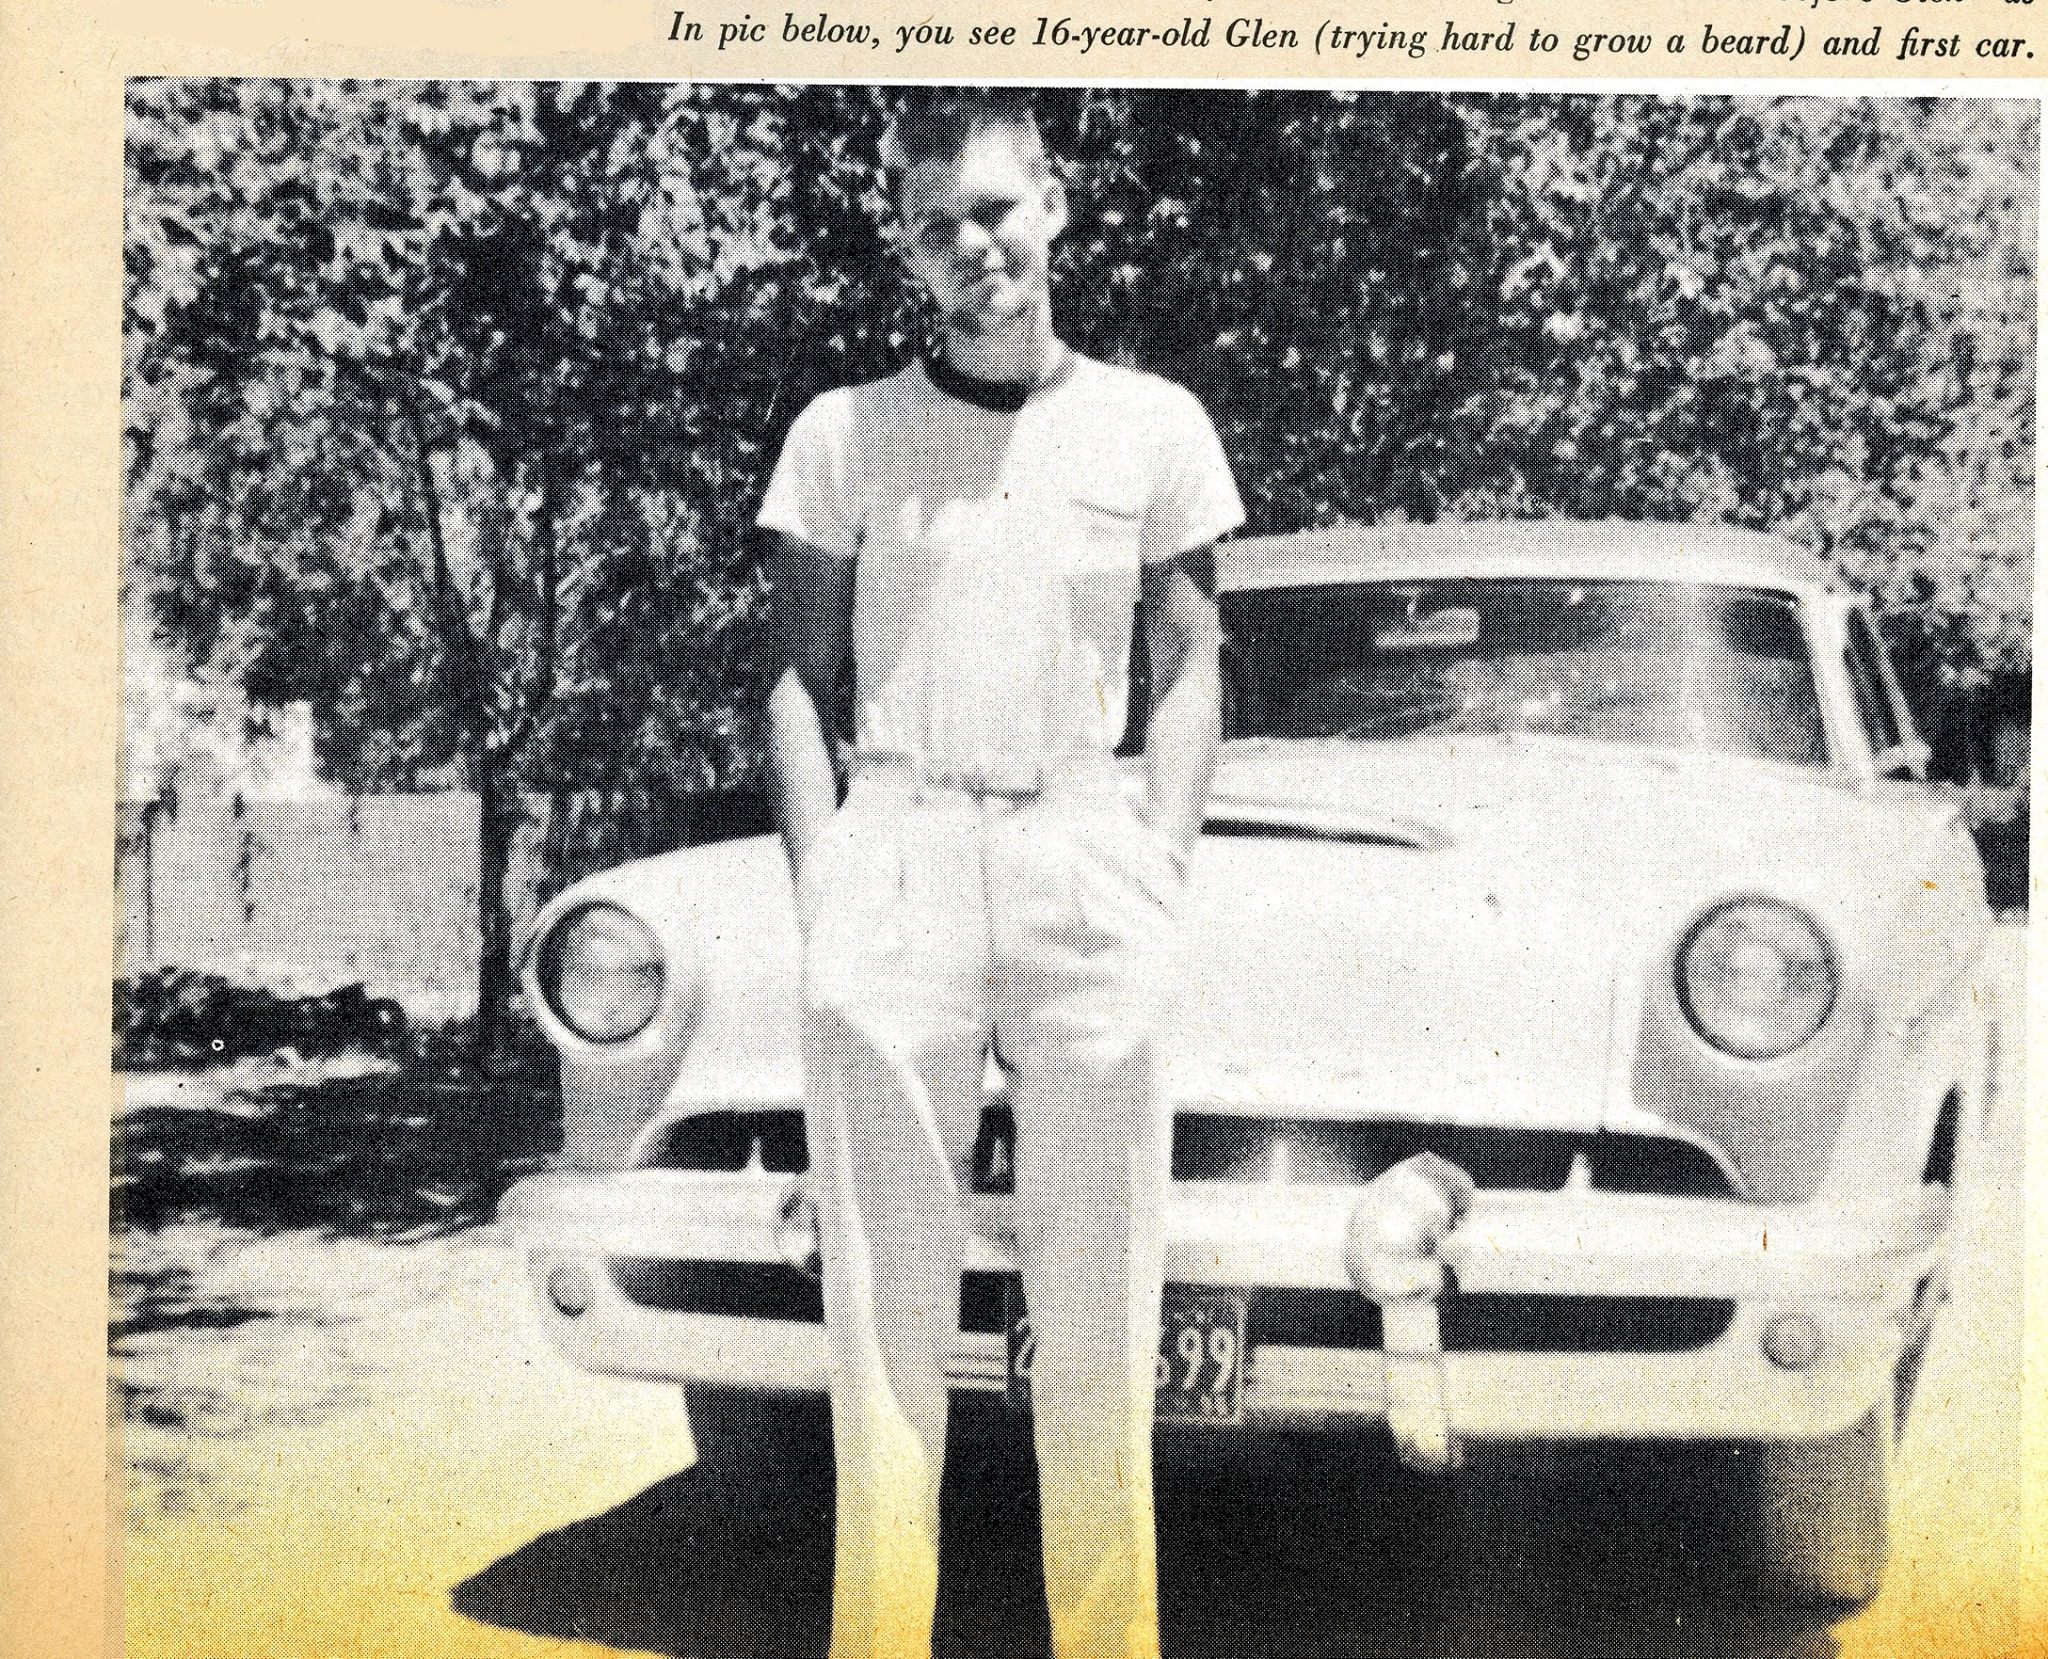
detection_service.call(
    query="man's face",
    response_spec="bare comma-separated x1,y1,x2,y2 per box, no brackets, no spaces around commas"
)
896,124,1066,336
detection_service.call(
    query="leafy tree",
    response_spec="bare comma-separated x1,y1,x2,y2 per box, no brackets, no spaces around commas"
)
1443,95,2035,752
1038,90,1485,530
126,81,798,1055
126,85,2035,1050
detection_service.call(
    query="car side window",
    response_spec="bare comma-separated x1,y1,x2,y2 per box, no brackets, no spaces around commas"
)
1843,609,1905,758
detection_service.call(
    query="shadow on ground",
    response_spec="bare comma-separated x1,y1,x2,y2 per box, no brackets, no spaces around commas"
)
114,1062,556,1273
456,1399,1844,1659
112,1057,560,1516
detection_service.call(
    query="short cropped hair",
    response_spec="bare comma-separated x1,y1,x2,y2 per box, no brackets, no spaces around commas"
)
878,89,1051,196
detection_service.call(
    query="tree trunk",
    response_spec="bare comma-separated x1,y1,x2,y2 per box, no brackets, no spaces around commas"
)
476,750,515,1068
393,391,521,1069
543,787,570,901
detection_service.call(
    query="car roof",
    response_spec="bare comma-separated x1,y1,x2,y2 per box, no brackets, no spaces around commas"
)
1217,520,1839,598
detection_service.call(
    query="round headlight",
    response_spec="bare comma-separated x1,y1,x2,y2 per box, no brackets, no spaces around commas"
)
538,903,665,1044
1677,899,1836,1061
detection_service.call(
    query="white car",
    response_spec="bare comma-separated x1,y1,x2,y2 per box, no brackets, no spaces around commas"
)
503,521,1998,1607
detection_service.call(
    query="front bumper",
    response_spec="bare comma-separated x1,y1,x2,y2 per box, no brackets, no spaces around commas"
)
499,1168,1948,1446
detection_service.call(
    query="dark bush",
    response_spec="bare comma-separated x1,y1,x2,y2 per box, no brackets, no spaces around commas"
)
115,968,412,1071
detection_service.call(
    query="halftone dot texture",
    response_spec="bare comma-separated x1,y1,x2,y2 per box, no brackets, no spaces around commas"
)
118,79,2033,1659
766,327,1237,1654
800,781,1184,1659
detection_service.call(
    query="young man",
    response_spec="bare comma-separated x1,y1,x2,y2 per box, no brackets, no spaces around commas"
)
759,90,1243,1659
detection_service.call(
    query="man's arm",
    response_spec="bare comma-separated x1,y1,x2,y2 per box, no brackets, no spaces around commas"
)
1137,545,1223,864
765,530,856,888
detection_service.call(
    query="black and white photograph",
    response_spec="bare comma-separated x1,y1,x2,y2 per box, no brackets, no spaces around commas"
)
115,81,2032,1659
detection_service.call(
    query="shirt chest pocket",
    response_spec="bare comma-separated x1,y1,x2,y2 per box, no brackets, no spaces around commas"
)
1059,490,1147,579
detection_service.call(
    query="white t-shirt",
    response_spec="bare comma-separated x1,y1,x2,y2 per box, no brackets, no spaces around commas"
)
759,355,1244,793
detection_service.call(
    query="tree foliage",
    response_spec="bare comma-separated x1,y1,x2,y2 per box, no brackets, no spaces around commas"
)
124,84,2036,1040
125,80,910,1050
1442,96,2034,700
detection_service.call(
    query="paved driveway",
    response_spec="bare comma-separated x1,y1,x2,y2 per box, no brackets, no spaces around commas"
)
118,925,2036,1659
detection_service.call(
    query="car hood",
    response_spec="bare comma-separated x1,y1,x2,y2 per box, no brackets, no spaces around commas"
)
1201,734,1915,898
588,734,1964,1138
1159,736,1920,1127
1203,735,1886,867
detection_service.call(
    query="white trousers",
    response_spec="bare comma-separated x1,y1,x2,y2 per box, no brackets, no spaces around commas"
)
800,769,1185,1659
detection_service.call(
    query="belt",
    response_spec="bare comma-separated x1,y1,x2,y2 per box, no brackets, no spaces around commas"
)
849,750,1124,803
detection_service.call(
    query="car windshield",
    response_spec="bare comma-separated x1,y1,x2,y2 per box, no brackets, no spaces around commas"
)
1221,578,1828,768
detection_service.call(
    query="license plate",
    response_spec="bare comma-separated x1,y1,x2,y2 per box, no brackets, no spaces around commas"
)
1004,1282,1246,1426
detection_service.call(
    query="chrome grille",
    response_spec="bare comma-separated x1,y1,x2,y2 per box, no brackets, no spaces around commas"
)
642,1107,1735,1199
